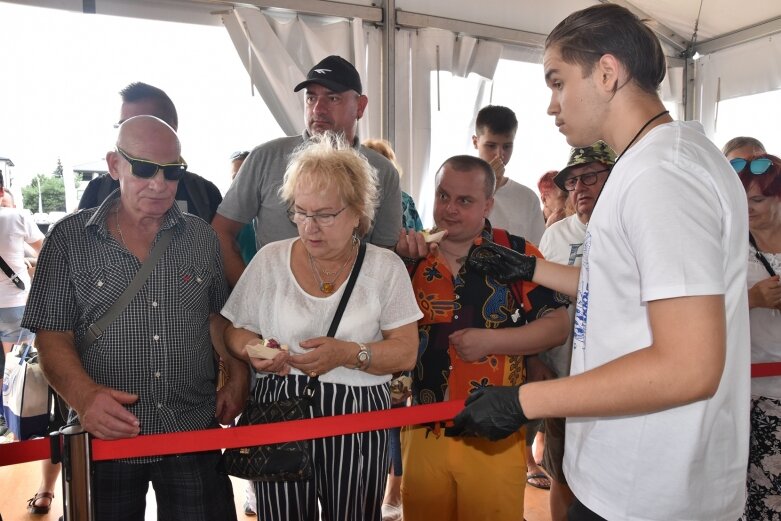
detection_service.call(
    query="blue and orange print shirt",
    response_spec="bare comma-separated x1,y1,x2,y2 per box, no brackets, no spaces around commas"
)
409,222,566,407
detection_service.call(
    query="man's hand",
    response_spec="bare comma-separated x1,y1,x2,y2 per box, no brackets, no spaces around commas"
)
396,228,443,261
77,386,140,440
467,239,537,283
445,386,528,441
215,362,249,424
488,155,505,180
449,328,490,362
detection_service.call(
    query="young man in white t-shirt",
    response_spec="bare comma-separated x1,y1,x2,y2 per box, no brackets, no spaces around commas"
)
450,4,750,520
472,105,545,245
537,141,615,521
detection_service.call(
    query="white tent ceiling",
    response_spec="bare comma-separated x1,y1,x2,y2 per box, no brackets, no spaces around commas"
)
5,0,781,52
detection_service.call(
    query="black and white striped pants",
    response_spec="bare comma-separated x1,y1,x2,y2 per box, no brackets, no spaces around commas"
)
253,374,390,521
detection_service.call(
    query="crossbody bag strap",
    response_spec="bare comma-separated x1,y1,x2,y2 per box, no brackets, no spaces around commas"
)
0,254,25,290
749,232,777,277
81,227,176,349
304,241,367,394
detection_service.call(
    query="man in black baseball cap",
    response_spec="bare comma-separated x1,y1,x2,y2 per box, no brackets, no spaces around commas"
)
213,54,401,287
294,55,363,94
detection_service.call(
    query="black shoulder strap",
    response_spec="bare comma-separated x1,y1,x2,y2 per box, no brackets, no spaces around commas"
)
0,254,24,290
749,232,777,277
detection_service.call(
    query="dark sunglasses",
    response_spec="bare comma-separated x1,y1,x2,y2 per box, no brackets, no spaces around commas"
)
730,157,772,175
116,146,187,181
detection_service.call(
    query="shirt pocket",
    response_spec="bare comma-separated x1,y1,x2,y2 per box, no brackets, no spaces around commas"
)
177,264,213,315
70,264,130,324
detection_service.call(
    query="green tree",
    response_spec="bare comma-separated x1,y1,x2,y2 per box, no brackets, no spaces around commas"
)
22,174,66,212
52,158,64,178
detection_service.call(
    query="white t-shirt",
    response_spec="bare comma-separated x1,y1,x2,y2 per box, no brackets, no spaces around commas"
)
564,121,750,521
747,247,781,399
221,239,422,386
0,208,44,308
537,214,587,377
490,178,545,245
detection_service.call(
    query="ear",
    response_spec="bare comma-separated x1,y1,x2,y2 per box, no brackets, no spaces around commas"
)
595,53,623,94
472,135,479,149
484,196,495,217
106,151,121,181
355,94,369,120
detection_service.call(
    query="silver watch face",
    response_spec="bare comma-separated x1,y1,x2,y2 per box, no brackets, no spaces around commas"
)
358,350,369,363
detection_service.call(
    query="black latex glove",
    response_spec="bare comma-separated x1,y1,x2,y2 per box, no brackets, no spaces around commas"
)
445,386,529,441
467,239,537,283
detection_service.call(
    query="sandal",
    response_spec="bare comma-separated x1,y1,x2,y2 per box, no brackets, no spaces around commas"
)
27,491,54,515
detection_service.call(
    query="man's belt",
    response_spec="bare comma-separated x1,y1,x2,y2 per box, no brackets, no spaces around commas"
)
0,254,24,290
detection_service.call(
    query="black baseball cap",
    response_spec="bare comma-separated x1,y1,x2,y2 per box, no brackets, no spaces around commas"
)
293,55,362,94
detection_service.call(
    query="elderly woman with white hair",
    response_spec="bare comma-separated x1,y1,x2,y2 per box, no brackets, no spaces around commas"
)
222,133,421,521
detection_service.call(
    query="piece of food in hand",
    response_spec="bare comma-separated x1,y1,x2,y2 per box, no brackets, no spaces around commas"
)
389,375,412,403
246,337,289,360
422,227,447,243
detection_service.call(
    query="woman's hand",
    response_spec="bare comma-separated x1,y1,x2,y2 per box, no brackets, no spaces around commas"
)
248,347,291,376
288,337,354,376
748,275,781,310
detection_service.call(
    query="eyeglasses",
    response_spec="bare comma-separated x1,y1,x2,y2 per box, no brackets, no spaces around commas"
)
563,169,610,191
287,207,347,227
730,157,772,175
116,146,187,181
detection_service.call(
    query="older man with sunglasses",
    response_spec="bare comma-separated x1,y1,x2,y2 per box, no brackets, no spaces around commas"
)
22,115,241,521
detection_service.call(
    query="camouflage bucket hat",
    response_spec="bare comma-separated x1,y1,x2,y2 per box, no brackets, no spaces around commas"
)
554,141,617,191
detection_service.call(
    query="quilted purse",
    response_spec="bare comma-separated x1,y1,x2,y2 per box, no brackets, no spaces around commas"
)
222,379,318,481
222,242,366,482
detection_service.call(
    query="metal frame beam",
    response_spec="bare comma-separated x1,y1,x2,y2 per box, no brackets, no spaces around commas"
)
197,0,382,22
694,16,781,55
395,10,547,49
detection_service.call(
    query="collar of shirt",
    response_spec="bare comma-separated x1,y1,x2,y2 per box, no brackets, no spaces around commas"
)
84,188,185,241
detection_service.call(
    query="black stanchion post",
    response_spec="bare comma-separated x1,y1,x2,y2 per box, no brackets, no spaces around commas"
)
60,425,94,521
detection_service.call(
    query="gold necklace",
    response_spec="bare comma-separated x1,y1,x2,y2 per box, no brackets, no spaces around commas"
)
308,243,356,294
114,203,128,249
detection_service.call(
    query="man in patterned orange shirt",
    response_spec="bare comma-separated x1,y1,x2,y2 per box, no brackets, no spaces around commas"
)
395,155,569,521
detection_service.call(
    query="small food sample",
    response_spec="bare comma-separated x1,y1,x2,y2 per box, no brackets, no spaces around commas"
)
246,337,289,360
422,227,446,243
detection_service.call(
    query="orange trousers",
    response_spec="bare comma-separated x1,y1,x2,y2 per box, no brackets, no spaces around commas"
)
401,424,526,521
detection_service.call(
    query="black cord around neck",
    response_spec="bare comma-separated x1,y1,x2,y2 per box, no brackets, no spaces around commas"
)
618,109,670,161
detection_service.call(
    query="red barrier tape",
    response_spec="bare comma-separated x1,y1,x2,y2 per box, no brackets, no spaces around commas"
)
0,400,463,467
751,362,781,379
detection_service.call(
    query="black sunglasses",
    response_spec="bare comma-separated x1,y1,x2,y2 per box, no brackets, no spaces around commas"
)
116,146,187,181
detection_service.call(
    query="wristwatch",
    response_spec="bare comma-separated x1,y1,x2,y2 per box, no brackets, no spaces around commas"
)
356,342,371,370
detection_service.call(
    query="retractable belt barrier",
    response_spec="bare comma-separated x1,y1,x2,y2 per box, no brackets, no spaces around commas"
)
0,400,463,467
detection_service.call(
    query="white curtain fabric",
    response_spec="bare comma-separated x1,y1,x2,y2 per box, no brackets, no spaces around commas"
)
395,27,503,222
696,36,781,137
222,7,381,139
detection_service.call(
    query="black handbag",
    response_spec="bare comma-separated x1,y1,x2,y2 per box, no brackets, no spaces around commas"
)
222,242,366,482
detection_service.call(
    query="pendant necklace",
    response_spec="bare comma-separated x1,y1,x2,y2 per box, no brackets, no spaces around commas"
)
308,242,356,294
591,109,670,208
618,109,670,161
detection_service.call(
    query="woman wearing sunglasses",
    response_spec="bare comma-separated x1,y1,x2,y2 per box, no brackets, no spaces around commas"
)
732,153,781,520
